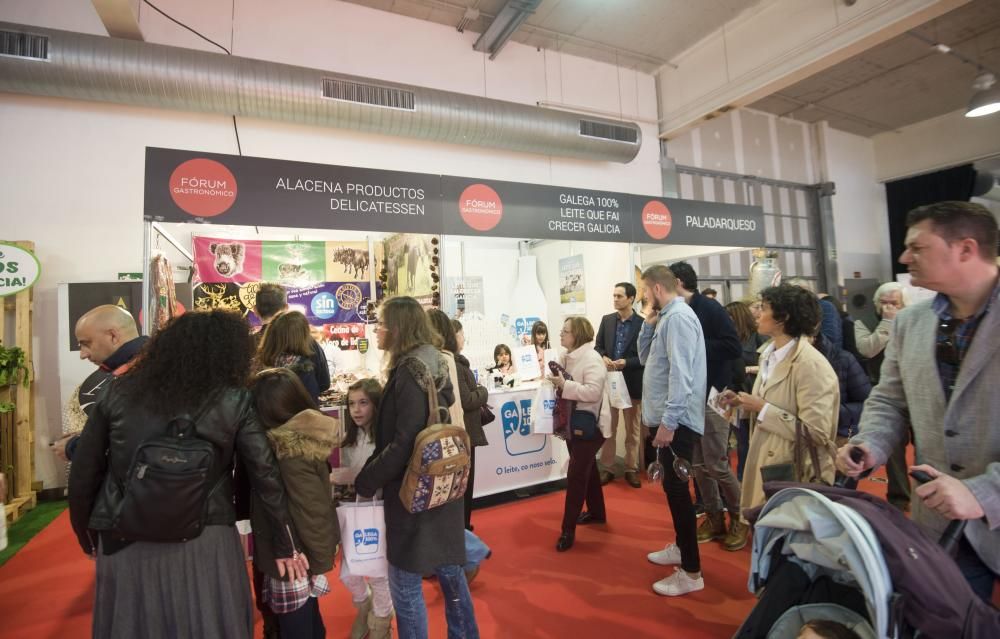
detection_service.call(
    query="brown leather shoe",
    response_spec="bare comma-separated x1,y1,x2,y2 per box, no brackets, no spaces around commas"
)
599,471,614,485
624,471,642,488
723,518,750,551
696,512,726,543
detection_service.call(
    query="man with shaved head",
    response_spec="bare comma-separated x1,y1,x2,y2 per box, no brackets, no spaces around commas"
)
51,305,148,462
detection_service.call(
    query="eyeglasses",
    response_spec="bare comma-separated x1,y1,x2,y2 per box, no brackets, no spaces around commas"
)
936,319,961,366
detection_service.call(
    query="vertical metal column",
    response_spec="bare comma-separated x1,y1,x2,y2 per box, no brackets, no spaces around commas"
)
816,182,840,295
141,221,152,336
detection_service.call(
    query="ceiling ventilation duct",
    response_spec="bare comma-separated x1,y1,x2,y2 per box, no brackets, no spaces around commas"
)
0,22,641,163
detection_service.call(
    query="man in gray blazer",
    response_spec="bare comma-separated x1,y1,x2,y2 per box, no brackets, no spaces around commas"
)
838,201,999,602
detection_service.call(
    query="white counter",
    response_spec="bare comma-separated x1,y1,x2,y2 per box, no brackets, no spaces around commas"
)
473,383,570,498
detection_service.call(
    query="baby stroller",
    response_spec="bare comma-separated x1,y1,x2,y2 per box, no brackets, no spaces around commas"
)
734,483,1000,639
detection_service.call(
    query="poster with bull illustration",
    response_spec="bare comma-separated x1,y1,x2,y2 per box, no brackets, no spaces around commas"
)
381,233,434,304
325,241,371,282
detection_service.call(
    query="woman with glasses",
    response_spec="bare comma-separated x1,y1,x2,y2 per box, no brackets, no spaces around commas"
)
547,316,611,552
719,284,840,516
355,297,479,639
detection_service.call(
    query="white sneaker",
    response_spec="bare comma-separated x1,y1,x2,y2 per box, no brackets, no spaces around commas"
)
646,543,682,566
652,568,705,597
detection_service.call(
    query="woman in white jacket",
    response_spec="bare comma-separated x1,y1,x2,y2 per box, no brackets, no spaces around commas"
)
549,316,611,552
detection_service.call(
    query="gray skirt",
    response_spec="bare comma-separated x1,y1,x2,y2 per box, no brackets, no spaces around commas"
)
94,525,253,639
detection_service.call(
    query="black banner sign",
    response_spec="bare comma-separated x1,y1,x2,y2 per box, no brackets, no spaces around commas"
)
629,196,765,246
440,176,632,242
144,148,764,246
144,148,442,235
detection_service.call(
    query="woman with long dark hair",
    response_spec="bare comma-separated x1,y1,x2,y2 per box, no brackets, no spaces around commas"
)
449,318,490,531
426,308,466,430
355,297,480,639
258,310,323,402
250,368,338,638
724,301,766,481
69,310,307,639
531,320,550,377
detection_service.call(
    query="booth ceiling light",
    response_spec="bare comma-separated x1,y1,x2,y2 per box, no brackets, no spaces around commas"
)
966,72,1000,118
473,0,541,60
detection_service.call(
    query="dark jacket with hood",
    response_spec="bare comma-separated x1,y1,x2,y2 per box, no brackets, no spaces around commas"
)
355,344,464,574
454,353,489,447
814,332,872,439
68,379,298,558
252,409,339,578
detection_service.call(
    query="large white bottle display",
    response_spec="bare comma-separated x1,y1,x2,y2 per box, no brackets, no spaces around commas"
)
508,256,547,346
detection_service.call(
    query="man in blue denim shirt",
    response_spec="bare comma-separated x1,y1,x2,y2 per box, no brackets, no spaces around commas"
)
637,265,707,597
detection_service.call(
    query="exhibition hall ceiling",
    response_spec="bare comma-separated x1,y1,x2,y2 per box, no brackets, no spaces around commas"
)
749,0,1000,137
341,0,761,73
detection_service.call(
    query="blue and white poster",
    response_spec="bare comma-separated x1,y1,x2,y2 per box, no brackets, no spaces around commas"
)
558,254,586,315
287,282,372,325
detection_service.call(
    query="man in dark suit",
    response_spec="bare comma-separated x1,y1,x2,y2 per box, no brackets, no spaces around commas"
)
594,282,645,488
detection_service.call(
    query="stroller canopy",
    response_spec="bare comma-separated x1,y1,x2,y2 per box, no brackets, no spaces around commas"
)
749,487,892,638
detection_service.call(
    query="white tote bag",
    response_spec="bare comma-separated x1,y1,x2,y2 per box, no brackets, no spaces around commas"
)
513,345,542,381
336,499,388,578
605,371,632,410
531,381,557,434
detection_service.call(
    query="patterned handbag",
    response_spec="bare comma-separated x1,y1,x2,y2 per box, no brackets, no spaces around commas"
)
398,380,472,513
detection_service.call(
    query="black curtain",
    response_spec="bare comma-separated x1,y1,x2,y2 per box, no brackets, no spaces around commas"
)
885,165,977,276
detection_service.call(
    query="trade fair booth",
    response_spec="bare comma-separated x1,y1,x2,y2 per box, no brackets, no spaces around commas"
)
137,147,766,499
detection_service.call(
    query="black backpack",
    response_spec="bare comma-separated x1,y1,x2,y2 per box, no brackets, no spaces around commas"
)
113,414,218,543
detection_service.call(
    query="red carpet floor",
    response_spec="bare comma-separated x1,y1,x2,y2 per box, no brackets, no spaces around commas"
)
0,477,772,639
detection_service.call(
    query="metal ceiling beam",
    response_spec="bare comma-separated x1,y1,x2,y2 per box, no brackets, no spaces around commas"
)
91,0,144,40
473,0,541,60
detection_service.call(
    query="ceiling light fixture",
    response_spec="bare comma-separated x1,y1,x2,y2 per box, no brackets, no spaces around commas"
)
966,72,1000,118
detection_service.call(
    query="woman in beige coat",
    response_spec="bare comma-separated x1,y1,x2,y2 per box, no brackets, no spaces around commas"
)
721,284,840,517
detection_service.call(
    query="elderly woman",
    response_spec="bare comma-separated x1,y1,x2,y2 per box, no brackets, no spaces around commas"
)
720,284,840,516
854,282,908,379
548,316,611,552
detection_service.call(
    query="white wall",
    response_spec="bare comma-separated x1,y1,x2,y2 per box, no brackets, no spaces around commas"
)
529,241,633,338
667,108,817,184
818,124,892,284
873,108,1000,182
0,0,662,488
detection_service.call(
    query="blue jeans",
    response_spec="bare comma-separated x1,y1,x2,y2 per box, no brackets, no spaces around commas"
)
463,530,491,570
388,563,480,639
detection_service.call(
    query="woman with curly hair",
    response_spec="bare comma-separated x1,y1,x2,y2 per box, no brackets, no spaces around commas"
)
69,310,308,639
719,285,840,516
258,310,323,402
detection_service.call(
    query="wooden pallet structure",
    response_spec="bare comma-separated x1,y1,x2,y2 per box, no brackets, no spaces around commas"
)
1,240,36,524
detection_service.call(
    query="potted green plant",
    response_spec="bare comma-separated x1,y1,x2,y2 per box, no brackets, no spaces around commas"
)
0,344,29,414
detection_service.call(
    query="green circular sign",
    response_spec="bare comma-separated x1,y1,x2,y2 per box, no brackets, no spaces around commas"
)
0,243,41,298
